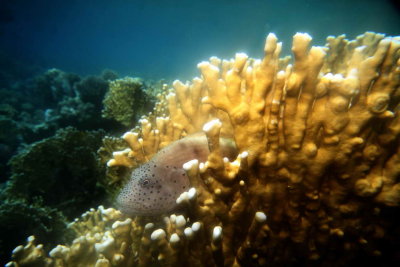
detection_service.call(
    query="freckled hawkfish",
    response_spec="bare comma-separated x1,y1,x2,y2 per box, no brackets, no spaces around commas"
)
116,133,236,216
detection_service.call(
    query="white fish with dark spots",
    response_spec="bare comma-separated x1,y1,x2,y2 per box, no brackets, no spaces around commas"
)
116,133,236,216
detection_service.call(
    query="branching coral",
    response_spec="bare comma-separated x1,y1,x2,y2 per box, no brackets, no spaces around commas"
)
7,32,400,266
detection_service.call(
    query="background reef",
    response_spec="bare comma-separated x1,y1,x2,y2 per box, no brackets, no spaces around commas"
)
0,66,160,264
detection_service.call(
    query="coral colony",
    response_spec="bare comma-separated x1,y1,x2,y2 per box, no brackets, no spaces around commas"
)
8,32,400,266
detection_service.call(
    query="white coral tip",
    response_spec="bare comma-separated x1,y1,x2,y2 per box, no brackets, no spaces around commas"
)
255,211,267,223
184,227,193,238
203,119,222,132
192,222,201,232
169,233,180,244
175,215,186,228
183,159,199,171
212,226,223,241
188,188,197,199
151,229,166,241
176,192,189,204
240,151,249,158
145,223,154,230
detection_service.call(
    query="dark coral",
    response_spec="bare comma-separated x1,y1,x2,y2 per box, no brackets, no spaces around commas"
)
0,197,70,265
0,127,109,265
5,127,110,219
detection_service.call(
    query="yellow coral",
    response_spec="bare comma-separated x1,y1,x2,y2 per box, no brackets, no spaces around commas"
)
8,31,400,266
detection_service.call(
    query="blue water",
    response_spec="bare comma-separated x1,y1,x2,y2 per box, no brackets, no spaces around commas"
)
1,0,399,80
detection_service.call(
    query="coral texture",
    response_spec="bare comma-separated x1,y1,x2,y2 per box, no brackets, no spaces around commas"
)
0,198,68,265
102,77,157,127
5,127,108,219
0,128,109,263
7,32,400,266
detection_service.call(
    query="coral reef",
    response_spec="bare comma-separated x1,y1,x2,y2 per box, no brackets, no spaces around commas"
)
0,115,19,182
0,68,121,147
0,127,109,264
102,77,159,127
4,127,109,219
7,32,400,266
0,68,121,185
31,68,81,109
76,72,115,113
25,68,122,139
0,197,69,264
1,68,160,266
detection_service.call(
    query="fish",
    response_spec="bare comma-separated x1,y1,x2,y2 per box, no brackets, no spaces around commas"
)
116,133,236,216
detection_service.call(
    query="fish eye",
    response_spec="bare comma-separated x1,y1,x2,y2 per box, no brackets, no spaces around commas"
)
140,178,151,187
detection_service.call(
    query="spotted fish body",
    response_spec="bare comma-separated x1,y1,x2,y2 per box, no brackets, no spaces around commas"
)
116,134,234,216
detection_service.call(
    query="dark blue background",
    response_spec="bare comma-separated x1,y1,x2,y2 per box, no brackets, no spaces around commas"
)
1,0,399,80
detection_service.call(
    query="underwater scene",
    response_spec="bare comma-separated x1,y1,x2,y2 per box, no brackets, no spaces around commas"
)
1,0,400,266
